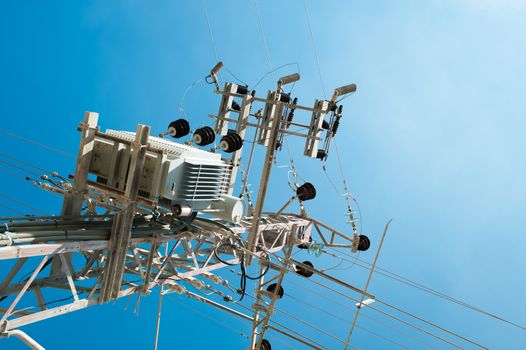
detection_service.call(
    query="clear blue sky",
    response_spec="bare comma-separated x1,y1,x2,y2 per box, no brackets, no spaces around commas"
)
1,1,525,349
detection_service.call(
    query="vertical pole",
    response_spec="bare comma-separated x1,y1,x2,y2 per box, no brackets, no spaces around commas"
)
100,124,150,302
61,111,99,217
54,112,98,277
246,101,284,264
227,93,253,195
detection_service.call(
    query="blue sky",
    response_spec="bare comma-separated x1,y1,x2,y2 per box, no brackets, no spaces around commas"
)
1,1,525,349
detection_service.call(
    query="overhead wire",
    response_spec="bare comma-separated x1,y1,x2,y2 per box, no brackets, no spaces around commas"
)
0,203,25,216
252,0,275,82
168,295,250,340
251,62,301,91
241,285,407,350
243,290,353,347
0,129,75,159
324,245,526,333
286,276,466,349
0,158,43,178
303,0,327,98
0,152,54,175
0,193,50,216
227,258,409,350
242,246,482,349
301,1,517,340
169,294,300,350
285,279,440,350
201,0,248,87
231,294,333,350
0,167,31,181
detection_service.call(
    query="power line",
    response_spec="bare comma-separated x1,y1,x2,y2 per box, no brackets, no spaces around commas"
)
202,0,219,62
286,276,466,349
0,158,42,178
229,266,417,350
0,167,30,181
0,193,50,216
0,152,53,175
0,129,75,159
0,203,25,216
232,294,333,350
325,245,526,333
303,0,327,98
271,290,415,350
252,0,275,82
356,326,411,350
168,295,250,339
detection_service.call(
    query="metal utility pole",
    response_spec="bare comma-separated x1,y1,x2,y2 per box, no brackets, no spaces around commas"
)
0,64,368,350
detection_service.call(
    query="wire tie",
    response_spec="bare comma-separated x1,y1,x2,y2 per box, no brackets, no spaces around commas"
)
4,223,15,246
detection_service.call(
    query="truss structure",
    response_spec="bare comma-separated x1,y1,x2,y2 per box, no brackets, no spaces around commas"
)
0,65,368,349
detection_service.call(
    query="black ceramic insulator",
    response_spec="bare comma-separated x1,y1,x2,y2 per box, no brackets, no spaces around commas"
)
332,119,341,135
261,339,272,350
316,149,327,160
296,182,316,201
193,126,215,146
266,283,284,299
231,101,241,111
236,85,249,95
295,261,314,278
168,119,190,138
358,234,371,251
279,93,291,103
220,131,243,153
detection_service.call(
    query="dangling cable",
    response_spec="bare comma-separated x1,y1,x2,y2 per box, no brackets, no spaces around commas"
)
252,0,275,82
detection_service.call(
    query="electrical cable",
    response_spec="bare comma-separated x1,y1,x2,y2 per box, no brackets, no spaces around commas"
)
252,0,275,82
303,0,327,98
286,289,440,350
0,152,54,175
242,245,481,349
251,62,301,91
243,290,380,349
288,275,468,349
0,167,30,181
0,193,50,216
0,129,75,159
202,0,219,63
0,158,43,178
201,0,248,88
232,296,332,350
0,203,25,216
325,245,526,333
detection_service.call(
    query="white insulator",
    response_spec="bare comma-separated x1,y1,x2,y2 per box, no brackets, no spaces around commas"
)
172,204,192,217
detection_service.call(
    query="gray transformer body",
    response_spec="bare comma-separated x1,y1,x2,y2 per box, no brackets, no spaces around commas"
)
89,130,244,222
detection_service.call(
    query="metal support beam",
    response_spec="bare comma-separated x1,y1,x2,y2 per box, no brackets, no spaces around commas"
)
61,111,99,217
247,96,284,263
0,329,46,350
100,124,150,302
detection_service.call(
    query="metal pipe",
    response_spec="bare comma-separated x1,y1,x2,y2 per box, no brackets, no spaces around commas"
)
1,330,46,350
343,219,392,349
